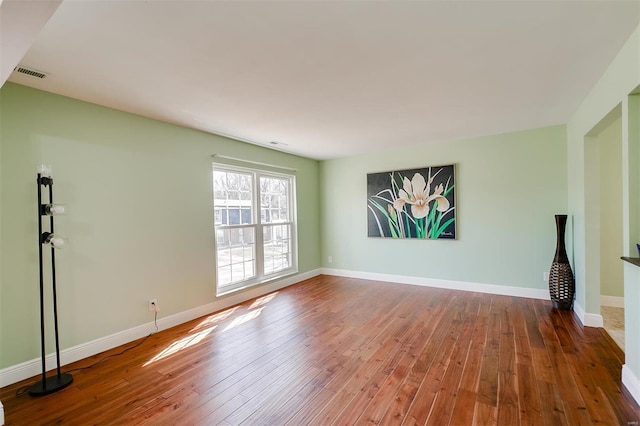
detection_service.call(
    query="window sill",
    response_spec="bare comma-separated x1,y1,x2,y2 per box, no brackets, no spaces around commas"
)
216,269,299,297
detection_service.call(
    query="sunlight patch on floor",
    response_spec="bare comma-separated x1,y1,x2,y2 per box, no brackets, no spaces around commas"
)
249,292,278,310
143,327,216,366
223,307,264,332
191,307,238,332
144,293,275,366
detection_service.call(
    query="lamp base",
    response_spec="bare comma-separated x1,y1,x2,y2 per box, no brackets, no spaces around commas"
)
29,373,73,396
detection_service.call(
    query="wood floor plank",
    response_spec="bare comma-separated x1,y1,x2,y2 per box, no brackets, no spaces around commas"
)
477,307,501,406
283,388,336,426
562,400,593,426
193,393,250,426
232,366,322,425
473,401,497,426
424,310,476,425
352,320,430,425
497,371,519,426
316,315,422,423
458,297,489,393
256,365,337,425
515,363,543,426
449,388,477,425
512,298,534,366
530,347,555,384
2,276,639,425
537,379,570,426
342,293,431,426
403,297,469,423
535,302,585,407
377,292,457,425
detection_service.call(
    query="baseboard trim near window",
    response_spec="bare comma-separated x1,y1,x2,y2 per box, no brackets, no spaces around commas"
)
320,267,550,300
0,269,321,388
216,268,299,297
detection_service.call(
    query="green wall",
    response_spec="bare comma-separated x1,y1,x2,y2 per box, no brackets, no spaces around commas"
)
566,24,640,379
0,83,320,369
599,117,623,298
320,125,567,290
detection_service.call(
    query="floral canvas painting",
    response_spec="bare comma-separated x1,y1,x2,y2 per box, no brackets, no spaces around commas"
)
367,165,456,239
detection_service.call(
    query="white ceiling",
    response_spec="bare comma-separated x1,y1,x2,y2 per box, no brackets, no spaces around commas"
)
6,0,640,160
0,0,61,85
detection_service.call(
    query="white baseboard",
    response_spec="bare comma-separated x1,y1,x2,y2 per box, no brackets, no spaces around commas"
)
320,268,550,300
573,301,604,327
0,269,320,388
321,268,613,328
601,295,624,308
623,365,640,406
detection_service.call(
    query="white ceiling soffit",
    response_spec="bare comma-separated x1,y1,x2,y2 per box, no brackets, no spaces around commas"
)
0,0,61,87
8,0,640,160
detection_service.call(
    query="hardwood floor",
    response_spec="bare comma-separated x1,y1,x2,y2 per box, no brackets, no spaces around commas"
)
2,275,639,425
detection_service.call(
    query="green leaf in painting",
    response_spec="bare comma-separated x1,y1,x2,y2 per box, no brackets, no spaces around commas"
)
433,217,455,238
387,218,399,238
368,199,392,237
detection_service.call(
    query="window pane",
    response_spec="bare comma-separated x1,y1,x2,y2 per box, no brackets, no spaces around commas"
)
260,176,289,224
213,170,254,225
263,224,292,275
240,174,251,191
228,208,240,225
216,226,256,287
218,265,231,287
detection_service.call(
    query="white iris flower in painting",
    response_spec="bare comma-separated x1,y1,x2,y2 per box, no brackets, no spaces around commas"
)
395,173,449,219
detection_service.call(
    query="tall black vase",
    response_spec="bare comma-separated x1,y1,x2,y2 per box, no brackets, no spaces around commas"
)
549,214,574,310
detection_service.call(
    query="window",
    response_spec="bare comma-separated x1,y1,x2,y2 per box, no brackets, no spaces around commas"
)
212,164,297,294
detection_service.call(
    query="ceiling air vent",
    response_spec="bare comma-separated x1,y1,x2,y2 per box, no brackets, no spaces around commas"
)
13,66,48,79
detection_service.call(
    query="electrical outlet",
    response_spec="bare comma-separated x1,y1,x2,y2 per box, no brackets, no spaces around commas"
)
328,256,333,264
543,272,549,282
148,299,159,312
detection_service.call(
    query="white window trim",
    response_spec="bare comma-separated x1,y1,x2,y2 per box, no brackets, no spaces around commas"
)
212,163,298,295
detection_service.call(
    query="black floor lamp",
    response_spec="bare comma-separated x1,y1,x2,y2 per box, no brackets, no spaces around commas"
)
29,166,73,396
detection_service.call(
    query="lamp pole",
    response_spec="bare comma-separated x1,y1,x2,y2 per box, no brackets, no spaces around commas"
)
29,171,73,396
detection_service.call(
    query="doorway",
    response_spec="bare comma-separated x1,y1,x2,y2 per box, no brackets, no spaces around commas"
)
585,105,624,349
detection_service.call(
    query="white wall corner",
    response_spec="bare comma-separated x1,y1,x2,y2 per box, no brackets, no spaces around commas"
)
623,364,640,406
600,295,625,308
0,269,321,388
573,301,604,327
320,268,550,300
0,400,4,426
